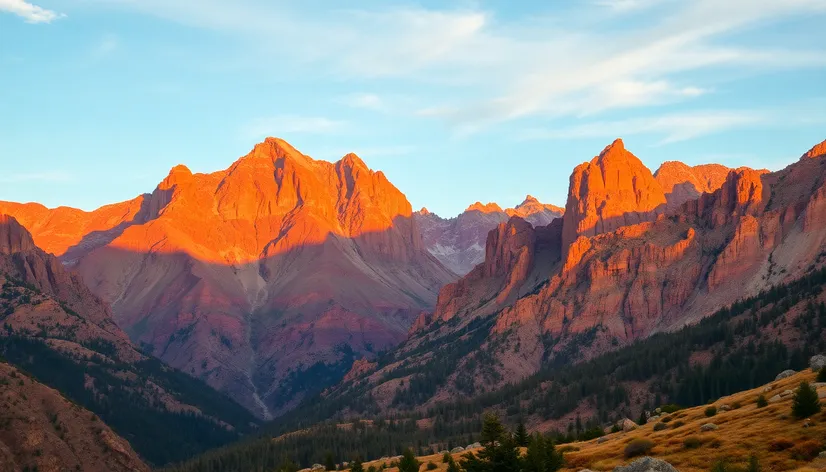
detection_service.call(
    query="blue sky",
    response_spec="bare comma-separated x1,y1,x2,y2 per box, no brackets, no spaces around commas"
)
1,0,825,217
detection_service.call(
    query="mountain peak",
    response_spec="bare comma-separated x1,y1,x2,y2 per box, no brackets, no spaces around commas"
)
339,152,368,169
520,195,539,205
466,201,503,213
249,137,314,166
418,207,431,215
801,138,826,160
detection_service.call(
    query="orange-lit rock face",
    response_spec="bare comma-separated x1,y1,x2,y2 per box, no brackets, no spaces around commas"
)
561,139,667,258
0,138,455,418
654,161,732,208
413,138,826,401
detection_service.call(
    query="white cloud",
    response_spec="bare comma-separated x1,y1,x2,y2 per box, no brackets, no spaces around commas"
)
0,0,64,23
337,93,385,112
243,115,348,139
88,0,826,135
94,34,119,57
518,110,767,144
0,171,73,183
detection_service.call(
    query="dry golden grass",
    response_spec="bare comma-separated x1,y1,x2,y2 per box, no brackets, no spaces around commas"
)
561,370,826,471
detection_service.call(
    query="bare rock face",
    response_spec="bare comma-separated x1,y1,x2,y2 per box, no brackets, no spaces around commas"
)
0,138,456,418
561,139,667,258
366,137,826,407
415,196,562,275
654,161,733,208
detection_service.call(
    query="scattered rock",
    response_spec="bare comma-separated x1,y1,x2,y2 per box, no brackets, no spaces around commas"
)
810,354,826,372
654,408,662,414
618,418,638,432
342,462,349,468
612,456,679,472
450,447,465,454
762,385,774,393
700,423,718,432
311,464,325,471
647,415,660,423
819,451,826,459
718,404,732,412
813,382,826,388
803,420,815,428
597,436,609,444
466,442,481,449
769,395,783,403
781,389,794,397
775,370,796,380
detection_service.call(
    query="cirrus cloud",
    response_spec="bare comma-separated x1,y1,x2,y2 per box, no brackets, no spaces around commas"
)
0,0,64,23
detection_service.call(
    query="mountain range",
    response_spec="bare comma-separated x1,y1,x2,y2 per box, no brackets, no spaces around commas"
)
2,135,826,470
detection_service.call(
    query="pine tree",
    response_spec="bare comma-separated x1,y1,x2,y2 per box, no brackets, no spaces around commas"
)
399,448,420,472
637,410,647,427
461,413,520,472
351,457,365,472
818,366,826,382
514,422,529,447
446,456,461,472
522,434,562,472
792,381,821,419
325,452,337,471
480,413,506,447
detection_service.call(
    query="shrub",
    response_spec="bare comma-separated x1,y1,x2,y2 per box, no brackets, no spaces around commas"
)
768,438,795,451
732,401,742,409
705,406,718,417
671,420,686,429
756,395,768,408
747,454,761,472
426,462,438,470
442,453,451,463
683,436,703,449
624,439,654,458
790,440,823,461
660,416,671,423
818,367,826,382
653,422,667,431
659,404,682,413
791,381,822,419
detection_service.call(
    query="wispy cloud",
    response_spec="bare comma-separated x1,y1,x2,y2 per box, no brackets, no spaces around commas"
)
518,110,767,144
88,0,826,137
0,171,73,183
94,34,119,57
0,0,64,23
243,115,348,139
337,93,385,112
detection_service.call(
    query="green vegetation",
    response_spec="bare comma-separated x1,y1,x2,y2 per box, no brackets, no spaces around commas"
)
756,395,768,408
791,381,821,419
623,438,654,458
705,406,717,417
398,448,420,472
818,366,826,382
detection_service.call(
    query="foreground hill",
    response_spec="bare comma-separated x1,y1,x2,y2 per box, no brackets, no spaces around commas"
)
0,361,149,472
415,196,564,275
0,214,255,466
0,138,456,417
560,368,826,471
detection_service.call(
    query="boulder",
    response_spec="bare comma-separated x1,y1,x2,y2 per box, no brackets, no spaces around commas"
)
466,442,481,449
810,355,826,372
775,370,796,380
597,436,609,444
769,395,783,403
618,418,638,432
819,451,826,459
311,464,325,471
700,423,718,432
612,456,679,472
718,404,732,412
781,389,794,397
450,447,465,454
647,415,660,423
762,385,773,393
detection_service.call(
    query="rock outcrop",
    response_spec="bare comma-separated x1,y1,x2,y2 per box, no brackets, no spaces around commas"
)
415,196,563,275
654,161,733,208
561,139,667,257
0,138,456,417
612,457,678,472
